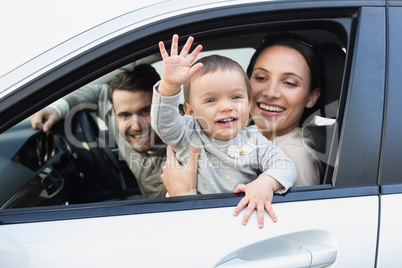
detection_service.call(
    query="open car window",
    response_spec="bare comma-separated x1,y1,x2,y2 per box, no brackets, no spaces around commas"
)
0,29,346,210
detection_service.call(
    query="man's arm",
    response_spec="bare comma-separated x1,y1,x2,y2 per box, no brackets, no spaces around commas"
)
30,84,106,131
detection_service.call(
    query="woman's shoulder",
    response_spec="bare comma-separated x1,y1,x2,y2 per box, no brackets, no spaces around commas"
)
276,128,322,185
273,127,320,163
274,127,315,148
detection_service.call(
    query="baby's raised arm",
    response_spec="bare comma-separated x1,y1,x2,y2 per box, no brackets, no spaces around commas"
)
158,34,203,96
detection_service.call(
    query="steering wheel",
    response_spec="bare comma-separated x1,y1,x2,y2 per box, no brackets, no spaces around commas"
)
76,110,127,199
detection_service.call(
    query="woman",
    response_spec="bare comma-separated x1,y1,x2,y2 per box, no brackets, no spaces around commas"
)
161,32,325,227
247,32,324,187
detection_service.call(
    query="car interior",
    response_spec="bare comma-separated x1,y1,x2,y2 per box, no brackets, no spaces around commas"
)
0,17,347,209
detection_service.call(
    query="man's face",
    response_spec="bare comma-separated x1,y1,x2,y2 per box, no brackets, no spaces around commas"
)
113,89,161,152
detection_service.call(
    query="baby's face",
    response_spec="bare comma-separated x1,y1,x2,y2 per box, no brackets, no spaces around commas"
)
184,69,250,140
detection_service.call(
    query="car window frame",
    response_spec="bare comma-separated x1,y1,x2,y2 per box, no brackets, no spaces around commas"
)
379,5,402,191
0,4,386,224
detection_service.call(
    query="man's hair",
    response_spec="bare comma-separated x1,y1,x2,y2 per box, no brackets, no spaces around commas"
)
183,54,252,103
108,64,160,103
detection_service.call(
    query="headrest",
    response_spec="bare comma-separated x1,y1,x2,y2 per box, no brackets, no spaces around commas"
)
317,42,345,118
301,42,345,125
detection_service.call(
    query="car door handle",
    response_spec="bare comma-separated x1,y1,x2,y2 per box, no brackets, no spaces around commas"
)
216,244,337,268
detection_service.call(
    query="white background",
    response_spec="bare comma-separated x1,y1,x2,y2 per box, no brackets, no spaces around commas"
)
0,0,164,77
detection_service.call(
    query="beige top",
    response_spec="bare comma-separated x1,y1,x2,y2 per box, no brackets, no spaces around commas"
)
273,127,322,186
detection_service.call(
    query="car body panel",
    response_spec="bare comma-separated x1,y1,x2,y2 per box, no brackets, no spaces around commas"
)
0,195,378,267
377,194,402,266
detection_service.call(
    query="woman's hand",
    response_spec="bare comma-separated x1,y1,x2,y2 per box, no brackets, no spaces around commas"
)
161,145,200,196
233,175,282,228
158,34,203,96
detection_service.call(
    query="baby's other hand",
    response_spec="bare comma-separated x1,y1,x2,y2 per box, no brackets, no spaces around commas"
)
233,175,281,228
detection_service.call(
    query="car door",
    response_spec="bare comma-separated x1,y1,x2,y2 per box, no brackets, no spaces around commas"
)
376,3,402,267
0,1,385,267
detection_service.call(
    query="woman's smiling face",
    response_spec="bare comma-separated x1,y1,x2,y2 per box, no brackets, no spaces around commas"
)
249,45,319,140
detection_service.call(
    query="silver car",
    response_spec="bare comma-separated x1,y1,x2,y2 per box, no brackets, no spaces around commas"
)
0,0,400,267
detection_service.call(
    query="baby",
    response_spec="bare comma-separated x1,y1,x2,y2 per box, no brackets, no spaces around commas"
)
151,34,297,228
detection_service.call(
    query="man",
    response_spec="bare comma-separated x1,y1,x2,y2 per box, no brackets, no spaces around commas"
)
31,64,167,198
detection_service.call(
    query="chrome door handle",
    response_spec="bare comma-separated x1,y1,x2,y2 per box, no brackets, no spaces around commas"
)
216,244,336,268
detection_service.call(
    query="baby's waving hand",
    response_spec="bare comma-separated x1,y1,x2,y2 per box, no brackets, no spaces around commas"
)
233,174,282,229
158,34,203,96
